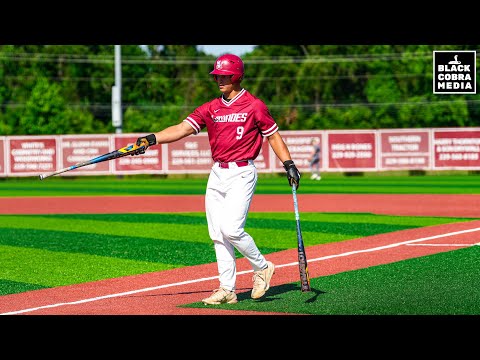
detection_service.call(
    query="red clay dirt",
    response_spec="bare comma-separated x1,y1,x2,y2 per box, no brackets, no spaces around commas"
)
2,194,480,217
0,194,478,315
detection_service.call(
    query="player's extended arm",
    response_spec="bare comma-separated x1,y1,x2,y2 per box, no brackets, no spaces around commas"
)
268,132,301,189
132,121,196,155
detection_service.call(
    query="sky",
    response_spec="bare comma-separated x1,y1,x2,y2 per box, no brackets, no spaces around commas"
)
198,45,256,56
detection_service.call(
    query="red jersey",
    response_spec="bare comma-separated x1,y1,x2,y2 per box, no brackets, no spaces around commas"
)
183,89,279,163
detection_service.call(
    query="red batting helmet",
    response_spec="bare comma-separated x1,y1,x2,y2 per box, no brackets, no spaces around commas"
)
210,54,244,83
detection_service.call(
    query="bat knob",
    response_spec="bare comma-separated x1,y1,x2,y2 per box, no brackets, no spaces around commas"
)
39,174,44,180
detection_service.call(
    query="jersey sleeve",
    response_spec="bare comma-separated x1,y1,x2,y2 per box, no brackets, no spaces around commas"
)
183,103,209,134
254,99,279,137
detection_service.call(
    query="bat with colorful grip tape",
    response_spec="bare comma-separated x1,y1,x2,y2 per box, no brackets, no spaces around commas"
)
38,142,147,180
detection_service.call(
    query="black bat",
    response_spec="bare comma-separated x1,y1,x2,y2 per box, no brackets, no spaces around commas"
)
291,183,311,292
39,142,146,180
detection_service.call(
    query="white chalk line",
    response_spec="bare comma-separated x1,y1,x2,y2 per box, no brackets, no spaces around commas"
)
277,227,480,267
406,243,479,247
2,226,480,315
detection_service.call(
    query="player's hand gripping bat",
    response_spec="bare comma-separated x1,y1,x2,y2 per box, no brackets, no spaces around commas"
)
38,142,146,180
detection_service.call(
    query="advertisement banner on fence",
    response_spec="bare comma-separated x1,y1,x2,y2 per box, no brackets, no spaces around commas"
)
166,134,212,173
434,129,480,169
60,135,111,175
327,131,376,171
2,128,480,177
8,137,57,176
0,138,5,176
379,130,430,169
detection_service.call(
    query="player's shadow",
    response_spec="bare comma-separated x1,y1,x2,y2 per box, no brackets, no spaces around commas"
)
236,283,325,303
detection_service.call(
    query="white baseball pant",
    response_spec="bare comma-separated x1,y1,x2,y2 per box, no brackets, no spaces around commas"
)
205,160,268,291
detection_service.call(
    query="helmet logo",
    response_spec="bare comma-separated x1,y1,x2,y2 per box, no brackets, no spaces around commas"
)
216,60,223,70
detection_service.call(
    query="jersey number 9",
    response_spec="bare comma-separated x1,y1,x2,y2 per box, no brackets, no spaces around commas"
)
236,126,244,140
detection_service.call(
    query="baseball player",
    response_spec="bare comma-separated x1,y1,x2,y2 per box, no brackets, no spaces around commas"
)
309,138,321,180
133,53,301,305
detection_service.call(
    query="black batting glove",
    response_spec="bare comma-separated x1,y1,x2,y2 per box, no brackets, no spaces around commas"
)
283,160,301,189
131,134,157,156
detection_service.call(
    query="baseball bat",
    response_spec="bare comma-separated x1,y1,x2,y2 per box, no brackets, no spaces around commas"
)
291,183,311,292
39,142,146,180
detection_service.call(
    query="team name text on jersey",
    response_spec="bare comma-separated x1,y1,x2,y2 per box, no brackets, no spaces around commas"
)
212,113,248,123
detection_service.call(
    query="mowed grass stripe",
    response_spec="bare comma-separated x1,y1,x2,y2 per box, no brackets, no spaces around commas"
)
0,213,470,250
0,178,209,196
0,245,169,287
1,173,480,196
183,246,480,315
50,213,209,225
247,212,477,225
0,215,428,250
0,216,212,243
0,228,218,266
0,279,48,296
13,212,473,227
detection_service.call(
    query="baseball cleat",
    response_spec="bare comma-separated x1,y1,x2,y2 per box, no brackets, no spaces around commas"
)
251,261,275,299
202,287,238,305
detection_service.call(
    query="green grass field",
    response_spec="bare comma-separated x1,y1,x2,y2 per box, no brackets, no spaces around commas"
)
1,172,479,314
1,171,480,196
183,246,480,315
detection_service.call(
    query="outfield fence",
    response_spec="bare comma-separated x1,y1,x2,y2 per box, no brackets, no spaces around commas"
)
1,127,479,178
